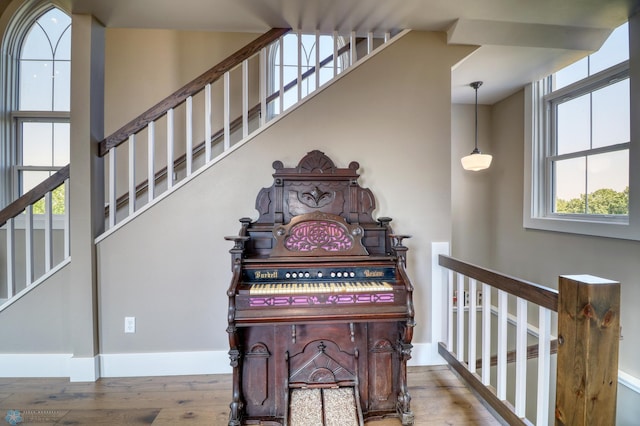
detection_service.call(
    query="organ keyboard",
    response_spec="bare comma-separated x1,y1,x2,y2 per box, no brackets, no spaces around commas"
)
247,281,394,295
225,151,415,426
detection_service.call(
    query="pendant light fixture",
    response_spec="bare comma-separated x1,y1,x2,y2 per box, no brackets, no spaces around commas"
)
461,81,492,171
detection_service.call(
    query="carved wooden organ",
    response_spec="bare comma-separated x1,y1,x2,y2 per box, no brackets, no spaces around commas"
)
225,151,415,425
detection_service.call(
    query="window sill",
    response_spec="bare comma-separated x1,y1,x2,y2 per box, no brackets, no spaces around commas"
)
523,215,640,241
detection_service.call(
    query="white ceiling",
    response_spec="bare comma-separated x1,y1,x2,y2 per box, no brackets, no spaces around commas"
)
70,0,639,104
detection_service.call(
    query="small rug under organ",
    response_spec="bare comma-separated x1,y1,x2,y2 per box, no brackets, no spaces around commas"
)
289,387,359,426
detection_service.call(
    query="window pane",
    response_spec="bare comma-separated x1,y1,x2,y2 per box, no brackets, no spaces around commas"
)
38,8,71,51
22,122,53,166
587,150,628,214
554,157,586,213
53,60,70,111
54,25,71,60
21,25,52,60
20,60,53,110
53,123,70,166
21,170,51,194
592,79,629,148
590,23,629,75
556,93,590,155
554,57,588,90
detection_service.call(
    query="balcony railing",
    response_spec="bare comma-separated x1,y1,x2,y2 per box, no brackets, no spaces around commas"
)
437,254,620,425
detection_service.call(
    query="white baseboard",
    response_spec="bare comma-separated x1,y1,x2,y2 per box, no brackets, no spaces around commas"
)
0,353,72,377
1,349,638,402
99,350,232,377
408,343,447,366
69,355,100,382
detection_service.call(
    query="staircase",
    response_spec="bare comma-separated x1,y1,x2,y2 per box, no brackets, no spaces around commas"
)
0,28,402,313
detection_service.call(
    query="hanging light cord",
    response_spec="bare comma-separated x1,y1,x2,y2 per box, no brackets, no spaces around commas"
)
471,81,482,154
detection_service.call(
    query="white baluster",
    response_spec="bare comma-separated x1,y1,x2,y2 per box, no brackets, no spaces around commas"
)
497,290,508,400
259,48,267,126
367,32,374,55
108,147,116,228
224,71,231,150
297,30,302,102
44,191,53,272
456,273,465,361
242,60,249,138
25,204,33,285
128,134,136,216
515,297,528,416
447,269,454,349
64,178,70,259
468,278,477,372
167,108,174,189
384,32,391,43
537,306,552,426
186,96,193,176
350,31,357,65
315,31,320,90
279,36,284,114
481,283,491,385
6,217,15,298
148,121,155,202
333,31,339,77
205,83,212,163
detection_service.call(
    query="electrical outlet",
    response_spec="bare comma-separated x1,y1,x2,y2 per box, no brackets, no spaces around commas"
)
463,290,470,307
477,291,483,307
124,317,136,333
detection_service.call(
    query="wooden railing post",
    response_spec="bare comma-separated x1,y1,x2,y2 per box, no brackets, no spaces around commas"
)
555,275,620,426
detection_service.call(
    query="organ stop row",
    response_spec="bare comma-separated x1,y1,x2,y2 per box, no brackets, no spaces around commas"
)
225,150,415,425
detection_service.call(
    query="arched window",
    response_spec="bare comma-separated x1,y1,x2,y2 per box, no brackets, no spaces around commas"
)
267,32,347,118
0,3,70,209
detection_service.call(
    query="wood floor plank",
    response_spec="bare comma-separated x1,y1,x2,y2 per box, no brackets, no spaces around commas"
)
0,366,501,425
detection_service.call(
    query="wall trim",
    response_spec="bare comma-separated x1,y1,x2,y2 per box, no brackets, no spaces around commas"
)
409,343,447,366
0,353,71,377
69,355,100,382
99,350,232,377
0,258,71,314
619,370,640,394
0,350,637,399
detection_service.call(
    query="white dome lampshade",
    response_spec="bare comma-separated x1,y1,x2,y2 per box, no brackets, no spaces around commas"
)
462,81,492,171
461,149,492,171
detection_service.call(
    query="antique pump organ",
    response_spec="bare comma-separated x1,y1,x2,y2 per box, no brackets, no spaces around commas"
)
225,151,415,425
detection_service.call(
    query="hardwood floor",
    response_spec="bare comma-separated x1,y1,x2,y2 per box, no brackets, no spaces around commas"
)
0,365,500,425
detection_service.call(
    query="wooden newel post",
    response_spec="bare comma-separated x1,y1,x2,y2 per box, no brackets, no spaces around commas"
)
555,275,621,426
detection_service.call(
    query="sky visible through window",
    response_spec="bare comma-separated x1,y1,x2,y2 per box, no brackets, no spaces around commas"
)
19,7,71,194
553,23,629,203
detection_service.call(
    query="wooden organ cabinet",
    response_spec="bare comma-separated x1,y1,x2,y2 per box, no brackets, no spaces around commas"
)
225,151,415,425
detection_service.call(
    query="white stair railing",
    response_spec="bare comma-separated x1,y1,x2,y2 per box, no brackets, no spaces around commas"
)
98,28,400,237
0,166,70,310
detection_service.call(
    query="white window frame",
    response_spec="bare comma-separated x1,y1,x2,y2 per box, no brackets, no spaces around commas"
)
266,32,348,119
12,110,69,199
524,17,640,240
0,1,70,209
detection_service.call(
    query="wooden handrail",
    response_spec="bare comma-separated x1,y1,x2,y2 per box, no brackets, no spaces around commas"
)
98,27,291,157
439,254,559,312
105,39,361,214
0,165,69,227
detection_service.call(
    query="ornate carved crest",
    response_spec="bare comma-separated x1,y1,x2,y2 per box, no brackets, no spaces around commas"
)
271,212,368,257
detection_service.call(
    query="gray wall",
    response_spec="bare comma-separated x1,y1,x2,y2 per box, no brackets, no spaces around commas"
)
451,89,640,425
96,30,475,354
0,264,70,352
